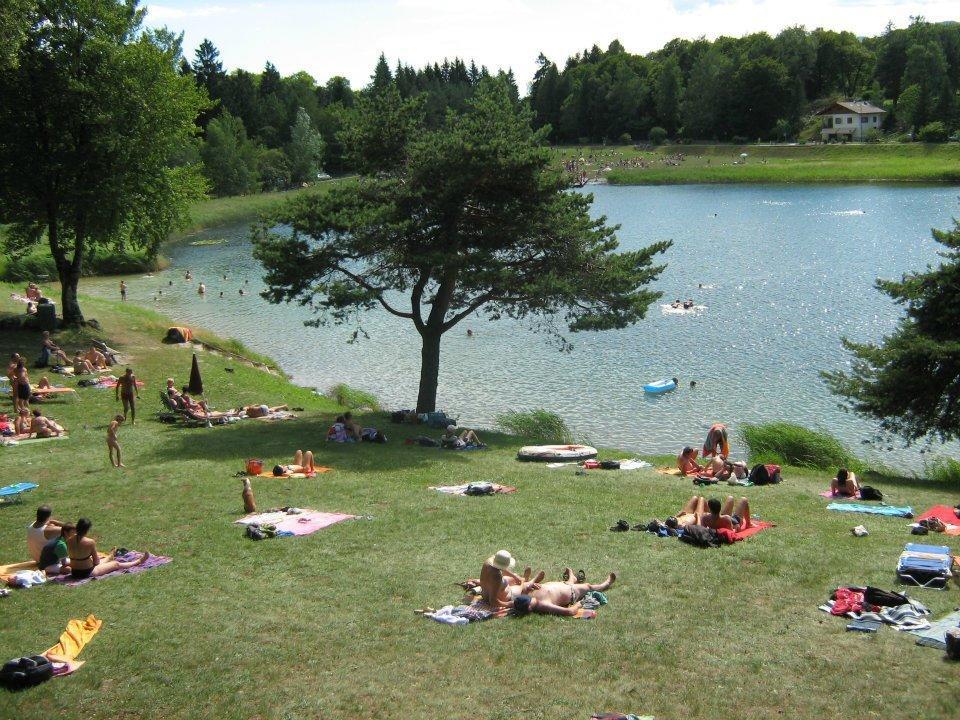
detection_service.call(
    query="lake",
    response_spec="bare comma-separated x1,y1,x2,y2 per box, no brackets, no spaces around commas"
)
84,184,959,468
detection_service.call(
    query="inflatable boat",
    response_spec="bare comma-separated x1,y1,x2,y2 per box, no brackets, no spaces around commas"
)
643,378,677,394
517,444,598,462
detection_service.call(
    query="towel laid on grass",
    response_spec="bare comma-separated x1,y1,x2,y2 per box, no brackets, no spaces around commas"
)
40,614,102,678
656,467,682,476
51,552,171,586
423,599,597,624
254,467,331,479
914,505,960,536
235,510,356,535
732,520,774,540
826,502,913,518
429,483,516,495
1,435,69,447
907,610,960,649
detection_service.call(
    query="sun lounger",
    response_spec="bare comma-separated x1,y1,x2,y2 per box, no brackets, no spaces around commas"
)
0,482,39,504
897,543,953,590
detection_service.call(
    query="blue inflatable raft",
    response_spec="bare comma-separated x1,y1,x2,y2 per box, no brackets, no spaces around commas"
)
643,378,676,394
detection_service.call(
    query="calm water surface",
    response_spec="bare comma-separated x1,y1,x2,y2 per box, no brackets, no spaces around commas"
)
85,184,960,468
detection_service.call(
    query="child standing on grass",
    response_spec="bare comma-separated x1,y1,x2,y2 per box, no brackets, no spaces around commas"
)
107,414,125,468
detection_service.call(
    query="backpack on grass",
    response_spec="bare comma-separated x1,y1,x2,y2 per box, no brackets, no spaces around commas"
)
859,486,883,501
749,463,781,485
0,656,53,690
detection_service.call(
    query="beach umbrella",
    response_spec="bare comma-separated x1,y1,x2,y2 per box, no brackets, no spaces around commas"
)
188,353,203,395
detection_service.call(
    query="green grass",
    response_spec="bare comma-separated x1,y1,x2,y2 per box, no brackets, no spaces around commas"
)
326,383,382,411
495,409,574,444
555,143,960,184
740,422,863,471
924,456,960,489
0,284,958,719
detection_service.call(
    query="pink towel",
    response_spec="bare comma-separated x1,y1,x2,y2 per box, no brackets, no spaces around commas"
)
51,552,171,586
274,512,356,536
819,490,860,499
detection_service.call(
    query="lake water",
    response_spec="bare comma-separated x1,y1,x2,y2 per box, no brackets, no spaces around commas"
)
84,184,960,468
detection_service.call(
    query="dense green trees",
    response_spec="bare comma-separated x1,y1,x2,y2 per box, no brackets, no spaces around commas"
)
824,219,960,443
254,79,670,412
529,20,960,142
0,0,206,324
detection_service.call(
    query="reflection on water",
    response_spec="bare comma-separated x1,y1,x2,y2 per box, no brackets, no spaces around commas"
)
84,184,959,468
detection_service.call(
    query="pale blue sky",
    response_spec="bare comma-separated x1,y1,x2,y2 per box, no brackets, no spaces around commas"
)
145,0,960,89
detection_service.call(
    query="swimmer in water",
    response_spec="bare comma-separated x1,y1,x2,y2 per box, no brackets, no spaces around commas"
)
690,380,697,388
185,271,192,280
671,298,682,309
239,288,245,296
467,329,473,337
198,283,205,295
219,291,223,298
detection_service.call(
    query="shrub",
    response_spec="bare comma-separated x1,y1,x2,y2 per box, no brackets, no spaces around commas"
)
864,128,882,143
740,422,862,470
326,383,381,411
731,135,749,145
924,456,960,489
495,409,573,443
918,121,948,143
617,132,632,144
648,126,667,145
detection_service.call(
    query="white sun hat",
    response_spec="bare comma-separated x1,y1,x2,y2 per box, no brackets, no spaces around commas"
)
486,550,516,571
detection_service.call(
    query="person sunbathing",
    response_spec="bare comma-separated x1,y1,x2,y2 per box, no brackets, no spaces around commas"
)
831,468,860,497
509,570,617,618
698,496,752,531
699,455,732,481
31,410,65,437
275,449,315,475
441,425,483,449
477,551,542,608
666,495,710,529
73,352,96,375
25,283,41,301
84,346,108,370
677,447,704,476
343,411,362,440
14,408,32,435
36,376,51,390
242,404,288,418
66,518,149,580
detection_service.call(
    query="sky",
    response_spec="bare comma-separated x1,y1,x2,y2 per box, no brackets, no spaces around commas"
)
145,0,960,90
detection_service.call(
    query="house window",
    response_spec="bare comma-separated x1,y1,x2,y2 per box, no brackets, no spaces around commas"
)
835,116,842,124
861,116,867,123
847,117,853,124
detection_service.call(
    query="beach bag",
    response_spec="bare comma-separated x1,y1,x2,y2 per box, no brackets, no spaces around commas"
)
0,656,53,690
465,482,494,496
859,486,883,501
360,428,387,443
583,459,600,470
749,463,781,485
246,459,263,475
679,525,720,549
863,586,909,607
600,460,621,470
390,410,408,424
946,628,960,661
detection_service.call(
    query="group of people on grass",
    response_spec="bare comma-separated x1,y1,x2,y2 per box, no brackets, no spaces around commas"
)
27,505,149,579
164,378,287,422
470,550,616,618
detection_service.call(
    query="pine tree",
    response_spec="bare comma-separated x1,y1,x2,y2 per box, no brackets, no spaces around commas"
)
286,107,325,184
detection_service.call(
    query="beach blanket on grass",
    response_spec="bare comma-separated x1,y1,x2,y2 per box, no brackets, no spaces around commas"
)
656,467,682,476
0,435,69,447
423,599,596,625
827,502,913,518
235,510,356,536
914,505,960,536
820,490,861,499
429,484,516,496
51,552,171,587
732,520,774,540
907,610,960,649
40,614,102,678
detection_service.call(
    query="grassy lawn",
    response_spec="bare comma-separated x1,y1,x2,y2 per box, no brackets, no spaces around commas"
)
0,284,958,719
554,143,960,184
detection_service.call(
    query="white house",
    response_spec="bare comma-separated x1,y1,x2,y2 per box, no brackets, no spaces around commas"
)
817,100,886,141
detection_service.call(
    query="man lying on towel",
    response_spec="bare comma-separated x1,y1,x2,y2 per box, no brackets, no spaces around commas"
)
475,550,616,618
666,495,753,532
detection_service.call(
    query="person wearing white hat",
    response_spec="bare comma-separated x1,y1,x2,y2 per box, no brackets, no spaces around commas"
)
478,550,540,608
441,425,482,449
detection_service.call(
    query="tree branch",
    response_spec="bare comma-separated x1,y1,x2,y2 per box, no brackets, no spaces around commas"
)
333,263,414,319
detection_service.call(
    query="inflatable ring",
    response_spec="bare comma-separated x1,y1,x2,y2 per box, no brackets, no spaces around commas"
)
517,444,598,462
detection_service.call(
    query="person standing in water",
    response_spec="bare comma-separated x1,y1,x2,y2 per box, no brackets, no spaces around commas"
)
119,280,127,301
116,367,140,424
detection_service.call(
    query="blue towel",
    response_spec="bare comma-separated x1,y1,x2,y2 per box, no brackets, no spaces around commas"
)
826,502,913,518
0,482,38,497
907,610,960,649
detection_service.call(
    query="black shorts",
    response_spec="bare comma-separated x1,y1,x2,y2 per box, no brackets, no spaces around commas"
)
16,384,30,400
70,567,93,580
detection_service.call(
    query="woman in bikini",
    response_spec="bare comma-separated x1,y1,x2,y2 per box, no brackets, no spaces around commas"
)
12,359,30,413
31,410,65,437
66,518,149,580
831,468,860,497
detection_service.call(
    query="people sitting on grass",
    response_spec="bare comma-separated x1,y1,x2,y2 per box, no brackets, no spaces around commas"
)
39,523,75,577
327,416,353,442
25,282,41,302
698,496,752,531
831,468,860,497
441,425,485,449
273,450,315,476
14,408,31,435
66,518,149,580
343,412,362,440
40,331,69,367
31,409,65,437
73,351,96,375
477,550,543,608
27,505,65,563
677,446,704,475
84,345,109,370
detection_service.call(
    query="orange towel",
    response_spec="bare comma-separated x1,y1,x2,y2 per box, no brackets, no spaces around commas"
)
45,614,102,660
657,467,682,476
255,467,331,479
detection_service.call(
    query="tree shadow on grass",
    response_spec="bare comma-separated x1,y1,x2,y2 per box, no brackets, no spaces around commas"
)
140,409,511,474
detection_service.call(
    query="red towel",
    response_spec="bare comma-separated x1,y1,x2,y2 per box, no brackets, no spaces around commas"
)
916,505,960,535
733,520,774,540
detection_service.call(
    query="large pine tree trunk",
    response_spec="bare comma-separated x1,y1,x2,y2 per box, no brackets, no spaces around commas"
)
415,331,442,413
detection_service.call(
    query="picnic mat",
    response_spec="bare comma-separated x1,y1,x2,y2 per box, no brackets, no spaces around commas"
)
907,609,960,649
733,520,774,540
820,490,861,499
235,510,356,535
422,599,596,625
51,552,171,587
826,502,913,518
254,468,331,479
429,484,516,495
915,505,960,536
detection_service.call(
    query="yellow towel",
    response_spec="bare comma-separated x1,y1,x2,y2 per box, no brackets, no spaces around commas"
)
656,467,682,476
45,614,102,660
